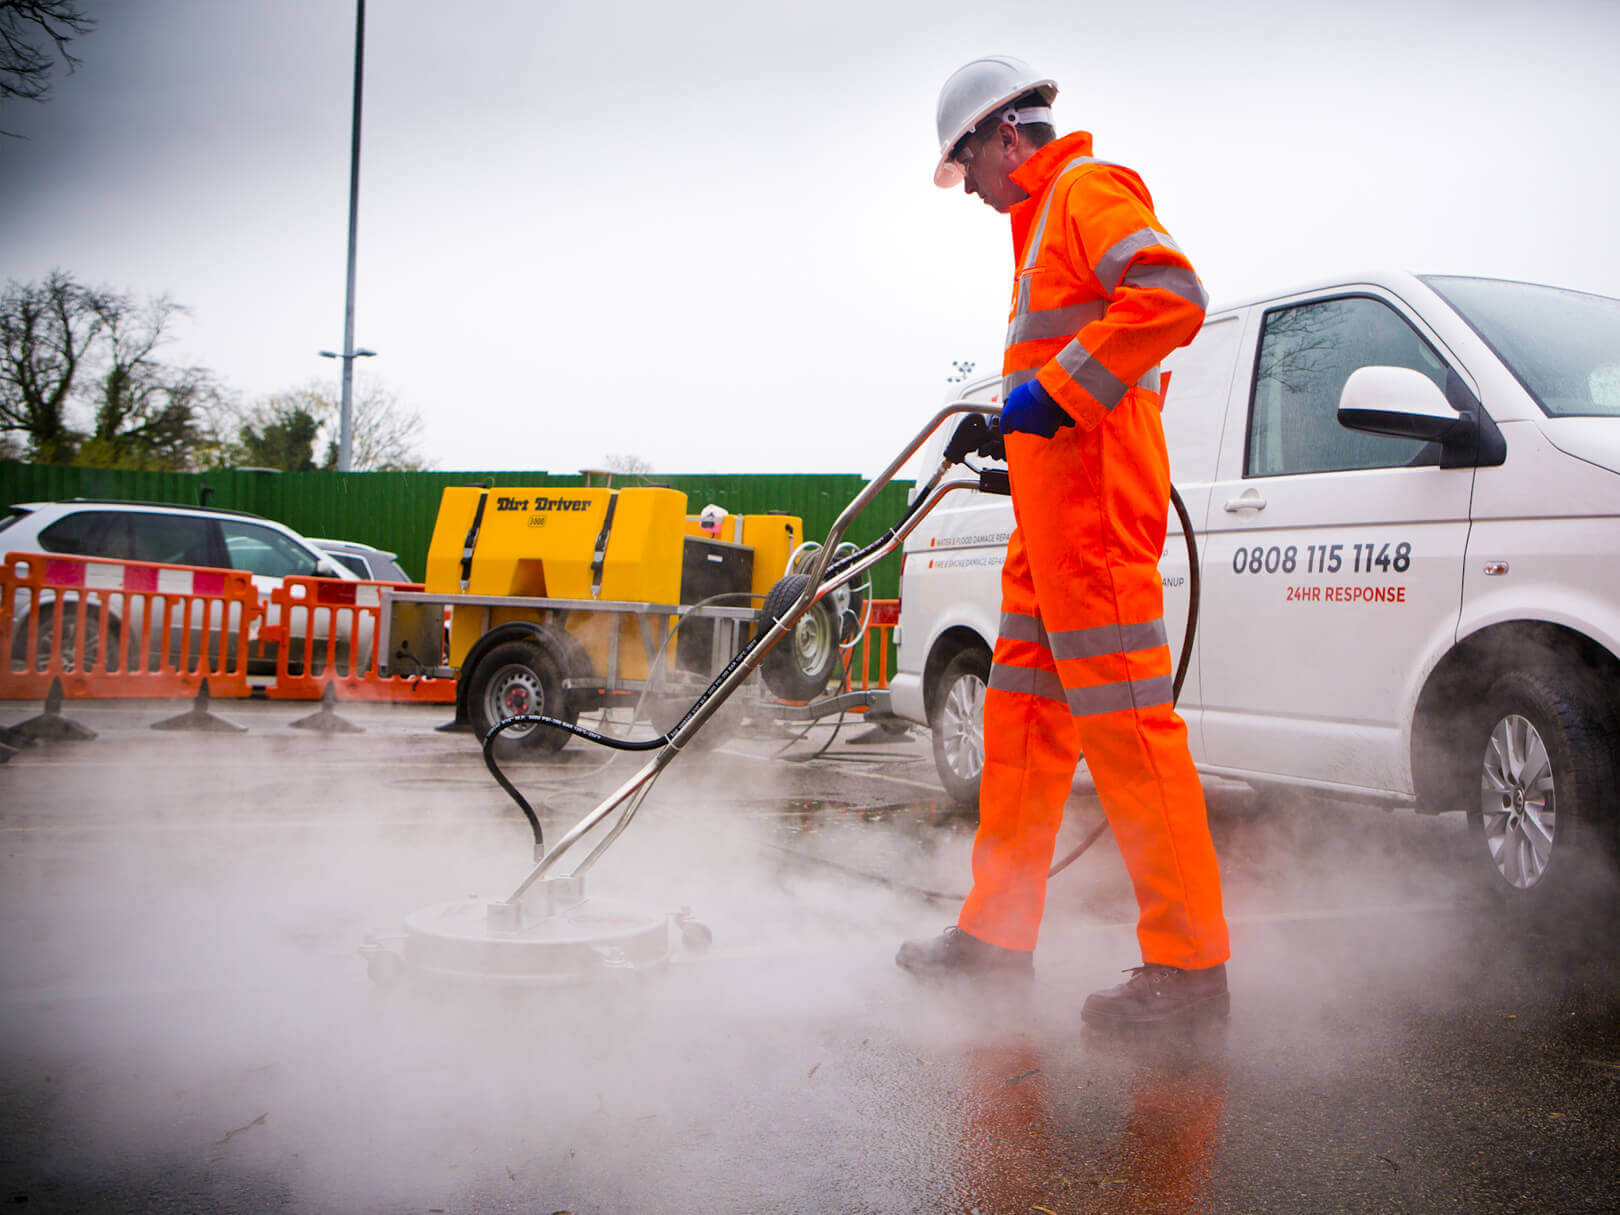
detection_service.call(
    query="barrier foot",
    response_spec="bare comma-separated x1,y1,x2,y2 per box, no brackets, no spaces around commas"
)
0,723,35,749
435,718,474,734
0,740,16,763
151,679,247,733
12,677,98,742
290,684,363,734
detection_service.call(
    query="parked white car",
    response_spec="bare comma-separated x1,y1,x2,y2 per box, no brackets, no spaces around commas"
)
0,499,361,674
310,538,412,584
891,271,1620,900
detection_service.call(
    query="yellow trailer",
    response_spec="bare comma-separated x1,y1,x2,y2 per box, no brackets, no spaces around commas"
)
378,484,842,752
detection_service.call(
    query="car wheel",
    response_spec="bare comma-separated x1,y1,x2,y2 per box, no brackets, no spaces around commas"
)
467,637,577,756
1468,669,1617,899
12,604,117,674
759,575,841,702
930,649,989,807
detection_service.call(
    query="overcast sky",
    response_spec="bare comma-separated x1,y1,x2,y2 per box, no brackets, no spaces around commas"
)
3,0,1618,476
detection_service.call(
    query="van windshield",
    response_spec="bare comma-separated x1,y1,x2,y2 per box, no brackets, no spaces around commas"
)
1424,275,1620,418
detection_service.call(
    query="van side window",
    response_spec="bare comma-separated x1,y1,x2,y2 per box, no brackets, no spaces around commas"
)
219,520,318,579
38,511,135,559
1247,296,1449,477
128,514,214,566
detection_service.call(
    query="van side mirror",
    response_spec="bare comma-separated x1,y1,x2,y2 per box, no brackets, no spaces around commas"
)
1338,366,1472,445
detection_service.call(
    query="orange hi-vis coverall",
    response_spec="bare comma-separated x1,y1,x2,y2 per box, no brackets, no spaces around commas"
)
956,130,1230,969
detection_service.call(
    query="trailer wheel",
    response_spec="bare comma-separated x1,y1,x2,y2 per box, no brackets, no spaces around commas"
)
759,575,841,702
930,649,989,808
468,637,577,755
1467,669,1617,902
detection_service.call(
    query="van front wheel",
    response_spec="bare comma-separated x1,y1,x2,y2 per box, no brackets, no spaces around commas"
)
1468,670,1617,900
931,649,990,808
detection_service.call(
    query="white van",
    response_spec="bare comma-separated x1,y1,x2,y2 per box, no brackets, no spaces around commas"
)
890,271,1620,899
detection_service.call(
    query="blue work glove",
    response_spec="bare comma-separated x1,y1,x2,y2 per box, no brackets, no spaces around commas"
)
1000,379,1072,439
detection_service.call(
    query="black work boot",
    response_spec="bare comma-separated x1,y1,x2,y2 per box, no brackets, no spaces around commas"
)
895,926,1033,977
1081,963,1229,1028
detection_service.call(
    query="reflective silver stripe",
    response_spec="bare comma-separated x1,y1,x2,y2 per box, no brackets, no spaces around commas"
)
1055,340,1129,411
1002,367,1038,397
1095,227,1183,294
1066,673,1175,717
998,610,1051,649
1005,300,1108,348
1048,618,1168,662
1020,155,1111,273
988,661,1067,705
1007,363,1156,405
1120,262,1209,311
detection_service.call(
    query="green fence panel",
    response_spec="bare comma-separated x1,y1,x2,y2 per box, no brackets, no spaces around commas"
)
0,462,916,599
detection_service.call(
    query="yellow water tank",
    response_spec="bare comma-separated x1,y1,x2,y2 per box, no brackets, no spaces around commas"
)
425,486,687,677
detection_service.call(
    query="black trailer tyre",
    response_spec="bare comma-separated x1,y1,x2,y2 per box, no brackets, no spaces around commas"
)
1468,669,1616,897
468,638,576,755
759,574,841,702
931,649,990,807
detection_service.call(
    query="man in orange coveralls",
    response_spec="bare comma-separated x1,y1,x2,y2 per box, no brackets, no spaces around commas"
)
897,56,1230,1028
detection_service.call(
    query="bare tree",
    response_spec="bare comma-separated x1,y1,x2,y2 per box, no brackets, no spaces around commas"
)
234,379,428,472
340,379,427,471
1,271,233,469
77,293,228,470
0,0,94,123
604,452,653,475
0,269,104,461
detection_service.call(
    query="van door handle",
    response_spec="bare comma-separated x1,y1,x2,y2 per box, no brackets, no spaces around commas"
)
1223,491,1268,513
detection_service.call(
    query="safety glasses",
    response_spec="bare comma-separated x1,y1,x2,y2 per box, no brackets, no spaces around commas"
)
950,132,978,170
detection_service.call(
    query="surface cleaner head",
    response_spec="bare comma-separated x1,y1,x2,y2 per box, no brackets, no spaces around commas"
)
391,877,677,985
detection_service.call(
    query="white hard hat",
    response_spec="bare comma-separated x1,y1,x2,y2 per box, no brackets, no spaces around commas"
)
934,55,1057,188
699,504,728,533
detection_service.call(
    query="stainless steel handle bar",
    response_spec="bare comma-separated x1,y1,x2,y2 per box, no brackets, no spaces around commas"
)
504,400,1002,905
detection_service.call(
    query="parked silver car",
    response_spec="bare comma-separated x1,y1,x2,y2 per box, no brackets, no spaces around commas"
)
310,538,412,583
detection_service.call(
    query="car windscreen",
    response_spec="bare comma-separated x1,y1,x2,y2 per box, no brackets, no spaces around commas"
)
0,507,33,536
1423,275,1620,418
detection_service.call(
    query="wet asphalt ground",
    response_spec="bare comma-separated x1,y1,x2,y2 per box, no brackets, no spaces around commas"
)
2,695,1618,1214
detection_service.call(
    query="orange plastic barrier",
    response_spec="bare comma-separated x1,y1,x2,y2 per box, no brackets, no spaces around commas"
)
263,576,455,703
846,598,899,693
0,550,258,700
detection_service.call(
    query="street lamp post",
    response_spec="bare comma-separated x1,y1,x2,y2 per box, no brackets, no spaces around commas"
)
326,0,368,472
319,347,376,466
